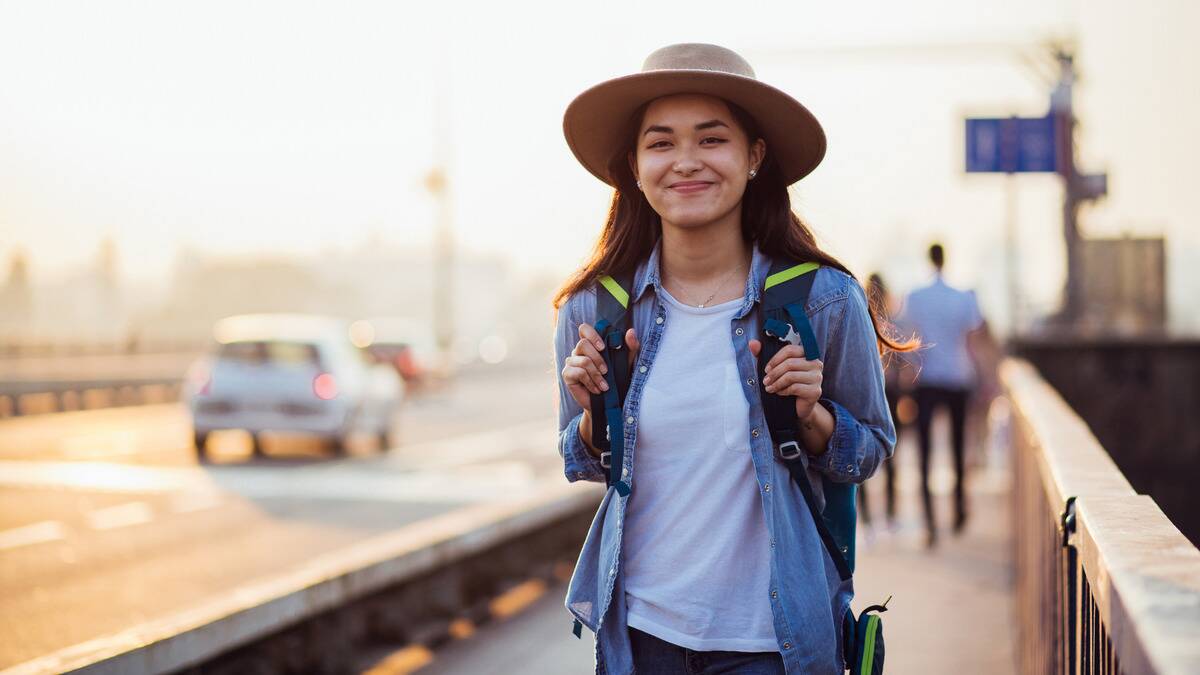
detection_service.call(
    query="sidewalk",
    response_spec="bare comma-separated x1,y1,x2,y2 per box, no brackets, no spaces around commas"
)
851,421,1015,673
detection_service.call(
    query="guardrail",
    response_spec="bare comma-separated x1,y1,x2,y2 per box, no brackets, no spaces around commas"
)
0,353,195,418
1004,359,1200,674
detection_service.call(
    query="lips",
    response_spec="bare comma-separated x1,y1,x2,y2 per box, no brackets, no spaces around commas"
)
667,181,713,194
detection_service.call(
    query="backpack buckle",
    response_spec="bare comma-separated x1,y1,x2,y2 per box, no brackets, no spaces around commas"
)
776,441,804,461
764,319,803,346
599,451,612,469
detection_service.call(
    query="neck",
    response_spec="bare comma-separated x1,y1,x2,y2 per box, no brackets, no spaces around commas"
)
659,212,750,285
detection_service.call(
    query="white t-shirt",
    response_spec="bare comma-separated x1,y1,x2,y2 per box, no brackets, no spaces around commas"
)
622,290,777,652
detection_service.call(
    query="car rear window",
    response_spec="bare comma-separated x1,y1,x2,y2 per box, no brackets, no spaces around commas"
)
218,341,322,367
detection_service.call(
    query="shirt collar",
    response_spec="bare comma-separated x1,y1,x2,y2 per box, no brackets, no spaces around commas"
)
631,238,773,318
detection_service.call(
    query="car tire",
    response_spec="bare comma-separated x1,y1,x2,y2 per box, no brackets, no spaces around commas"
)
330,434,350,457
250,433,266,459
195,432,210,463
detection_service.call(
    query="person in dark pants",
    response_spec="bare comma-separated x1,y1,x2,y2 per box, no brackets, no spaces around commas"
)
899,244,987,548
858,273,903,531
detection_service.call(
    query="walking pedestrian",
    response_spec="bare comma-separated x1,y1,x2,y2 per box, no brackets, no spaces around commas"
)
857,273,905,534
554,43,911,675
899,243,988,548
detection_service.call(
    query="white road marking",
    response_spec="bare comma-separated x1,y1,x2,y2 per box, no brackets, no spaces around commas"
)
0,422,562,506
87,501,154,530
60,430,144,459
169,491,223,514
0,520,67,550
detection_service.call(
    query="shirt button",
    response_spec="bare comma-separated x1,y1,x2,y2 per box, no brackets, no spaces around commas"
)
764,483,771,492
751,428,760,438
626,416,635,425
770,539,776,549
735,327,744,336
771,590,778,599
783,642,792,650
655,316,664,325
747,378,756,387
622,468,629,479
639,366,647,374
846,464,855,472
577,471,586,479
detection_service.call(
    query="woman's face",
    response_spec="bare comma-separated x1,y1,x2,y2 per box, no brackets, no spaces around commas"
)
632,94,765,230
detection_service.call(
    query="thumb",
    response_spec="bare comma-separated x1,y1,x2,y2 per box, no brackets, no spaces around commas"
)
625,328,640,354
748,338,762,359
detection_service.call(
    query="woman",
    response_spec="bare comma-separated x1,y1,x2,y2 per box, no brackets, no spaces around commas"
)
555,44,906,675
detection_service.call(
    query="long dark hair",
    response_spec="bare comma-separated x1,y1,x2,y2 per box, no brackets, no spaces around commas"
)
553,99,915,354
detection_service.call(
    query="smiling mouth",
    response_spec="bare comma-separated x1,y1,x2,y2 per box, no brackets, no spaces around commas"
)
668,181,713,194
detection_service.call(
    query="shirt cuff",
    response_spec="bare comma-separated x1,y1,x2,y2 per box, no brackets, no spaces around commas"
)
810,398,862,482
561,413,607,483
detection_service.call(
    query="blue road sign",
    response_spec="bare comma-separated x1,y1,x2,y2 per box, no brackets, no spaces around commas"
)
965,115,1057,173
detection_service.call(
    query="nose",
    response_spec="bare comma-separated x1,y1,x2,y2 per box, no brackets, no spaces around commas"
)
672,150,702,176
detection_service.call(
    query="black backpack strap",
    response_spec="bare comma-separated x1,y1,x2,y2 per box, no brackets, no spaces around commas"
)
757,260,852,582
590,273,634,496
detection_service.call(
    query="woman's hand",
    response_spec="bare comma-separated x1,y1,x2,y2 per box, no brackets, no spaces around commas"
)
561,323,640,411
749,340,823,421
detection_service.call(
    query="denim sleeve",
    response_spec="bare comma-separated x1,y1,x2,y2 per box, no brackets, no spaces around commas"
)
555,294,607,483
811,282,897,483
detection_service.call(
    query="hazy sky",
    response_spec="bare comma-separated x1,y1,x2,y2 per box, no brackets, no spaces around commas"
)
1,0,1197,331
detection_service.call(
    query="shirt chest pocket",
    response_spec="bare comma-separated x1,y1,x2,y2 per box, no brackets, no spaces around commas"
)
720,363,753,454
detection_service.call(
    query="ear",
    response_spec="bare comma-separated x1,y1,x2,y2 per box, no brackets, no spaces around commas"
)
749,138,766,175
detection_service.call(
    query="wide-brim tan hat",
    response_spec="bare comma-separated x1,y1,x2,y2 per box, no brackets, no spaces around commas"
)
563,43,826,187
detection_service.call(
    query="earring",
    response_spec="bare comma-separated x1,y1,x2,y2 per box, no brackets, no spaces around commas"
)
748,169,758,179
636,180,643,190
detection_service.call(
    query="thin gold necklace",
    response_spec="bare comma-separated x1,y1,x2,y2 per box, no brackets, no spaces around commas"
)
674,264,743,308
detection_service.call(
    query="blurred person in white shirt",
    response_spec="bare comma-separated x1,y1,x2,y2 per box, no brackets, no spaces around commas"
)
898,243,991,548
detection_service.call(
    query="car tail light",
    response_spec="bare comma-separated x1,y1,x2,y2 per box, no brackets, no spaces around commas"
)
313,373,338,400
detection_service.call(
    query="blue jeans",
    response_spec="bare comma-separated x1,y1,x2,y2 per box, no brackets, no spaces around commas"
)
628,627,786,675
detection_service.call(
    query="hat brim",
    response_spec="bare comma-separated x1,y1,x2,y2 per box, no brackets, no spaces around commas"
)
563,70,826,187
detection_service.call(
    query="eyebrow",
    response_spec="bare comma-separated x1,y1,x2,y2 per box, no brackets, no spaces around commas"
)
642,119,730,137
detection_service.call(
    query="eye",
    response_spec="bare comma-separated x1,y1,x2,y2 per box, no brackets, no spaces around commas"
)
700,136,728,145
646,140,672,149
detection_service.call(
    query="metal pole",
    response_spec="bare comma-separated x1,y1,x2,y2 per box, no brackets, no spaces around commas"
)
1005,173,1020,337
429,57,455,374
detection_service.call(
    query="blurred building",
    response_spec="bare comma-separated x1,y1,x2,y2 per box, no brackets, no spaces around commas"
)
0,249,33,347
1075,235,1166,336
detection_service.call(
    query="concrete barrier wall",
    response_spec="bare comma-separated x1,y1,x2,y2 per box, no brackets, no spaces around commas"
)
3,482,603,675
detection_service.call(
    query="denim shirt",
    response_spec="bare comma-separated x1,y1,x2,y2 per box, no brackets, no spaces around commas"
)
555,242,895,675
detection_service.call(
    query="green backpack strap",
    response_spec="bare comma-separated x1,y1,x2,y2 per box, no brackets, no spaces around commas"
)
590,272,634,496
758,259,858,578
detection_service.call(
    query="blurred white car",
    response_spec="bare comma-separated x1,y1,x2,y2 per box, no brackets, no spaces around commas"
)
185,314,404,460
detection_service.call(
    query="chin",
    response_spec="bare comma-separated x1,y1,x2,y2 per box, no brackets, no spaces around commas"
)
662,205,731,229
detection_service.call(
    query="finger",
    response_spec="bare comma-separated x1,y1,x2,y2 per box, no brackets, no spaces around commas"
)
566,355,609,392
578,323,605,352
748,339,761,359
625,328,639,354
573,338,608,375
765,369,821,393
563,362,600,395
624,328,641,369
783,383,821,401
562,364,601,395
764,357,821,385
765,344,806,372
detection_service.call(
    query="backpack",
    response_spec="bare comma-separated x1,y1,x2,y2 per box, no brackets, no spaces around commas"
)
583,260,887,673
